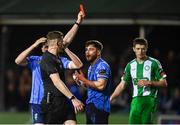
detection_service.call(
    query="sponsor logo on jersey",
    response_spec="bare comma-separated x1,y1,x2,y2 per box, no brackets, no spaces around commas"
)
99,69,106,75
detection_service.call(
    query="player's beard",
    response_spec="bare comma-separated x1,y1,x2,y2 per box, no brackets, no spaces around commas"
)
86,54,97,64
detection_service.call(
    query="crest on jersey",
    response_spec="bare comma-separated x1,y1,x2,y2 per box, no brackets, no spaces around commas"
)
145,65,150,71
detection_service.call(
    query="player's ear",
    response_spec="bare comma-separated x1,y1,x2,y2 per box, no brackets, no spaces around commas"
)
132,47,135,52
97,49,101,56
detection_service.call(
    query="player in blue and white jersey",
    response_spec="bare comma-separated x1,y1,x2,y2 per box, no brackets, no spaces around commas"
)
74,40,112,124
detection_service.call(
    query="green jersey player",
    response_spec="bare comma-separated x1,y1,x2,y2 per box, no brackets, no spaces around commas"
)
110,38,167,124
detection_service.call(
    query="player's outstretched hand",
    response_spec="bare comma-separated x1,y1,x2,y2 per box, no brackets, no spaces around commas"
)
71,98,84,113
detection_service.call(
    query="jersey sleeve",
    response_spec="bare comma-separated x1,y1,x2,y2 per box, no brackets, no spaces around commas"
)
27,56,41,70
154,60,167,80
96,63,110,80
122,63,131,84
60,57,71,69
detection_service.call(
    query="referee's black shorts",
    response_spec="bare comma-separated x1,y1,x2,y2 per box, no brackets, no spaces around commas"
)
41,96,76,124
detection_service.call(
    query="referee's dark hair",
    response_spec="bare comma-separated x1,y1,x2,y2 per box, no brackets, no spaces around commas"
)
85,40,103,51
133,38,148,48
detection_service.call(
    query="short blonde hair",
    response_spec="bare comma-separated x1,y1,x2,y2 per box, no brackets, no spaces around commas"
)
46,31,64,46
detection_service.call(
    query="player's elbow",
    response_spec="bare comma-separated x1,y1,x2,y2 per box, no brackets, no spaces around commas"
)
159,79,168,87
74,63,83,69
97,85,106,91
69,62,83,69
15,58,20,65
15,58,26,66
77,63,83,69
63,39,71,47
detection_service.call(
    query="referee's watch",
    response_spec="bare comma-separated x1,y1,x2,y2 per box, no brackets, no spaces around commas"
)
69,96,75,101
74,22,80,27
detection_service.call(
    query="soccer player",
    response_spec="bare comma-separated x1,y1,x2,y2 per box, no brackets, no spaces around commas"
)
15,11,85,124
110,38,168,124
74,40,112,124
40,31,84,124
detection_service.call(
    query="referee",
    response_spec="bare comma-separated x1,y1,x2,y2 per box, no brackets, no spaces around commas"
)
40,31,84,124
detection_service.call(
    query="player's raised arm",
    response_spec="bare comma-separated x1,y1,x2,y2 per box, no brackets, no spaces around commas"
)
64,48,83,69
15,37,46,66
63,10,85,47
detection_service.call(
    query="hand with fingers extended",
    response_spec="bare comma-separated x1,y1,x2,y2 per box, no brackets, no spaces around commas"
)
71,97,84,113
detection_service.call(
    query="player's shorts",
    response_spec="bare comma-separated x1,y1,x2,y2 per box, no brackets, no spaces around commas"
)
41,95,76,124
31,103,44,124
86,103,109,124
129,96,157,124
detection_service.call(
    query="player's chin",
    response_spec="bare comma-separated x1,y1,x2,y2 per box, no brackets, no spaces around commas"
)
138,55,145,59
86,57,91,61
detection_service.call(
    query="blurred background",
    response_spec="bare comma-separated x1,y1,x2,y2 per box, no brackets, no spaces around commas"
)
0,0,180,124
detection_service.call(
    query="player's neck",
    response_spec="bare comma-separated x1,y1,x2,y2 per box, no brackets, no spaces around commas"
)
136,56,148,64
91,56,101,65
48,47,58,56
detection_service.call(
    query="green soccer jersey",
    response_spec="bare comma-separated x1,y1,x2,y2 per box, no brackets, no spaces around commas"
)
123,56,166,98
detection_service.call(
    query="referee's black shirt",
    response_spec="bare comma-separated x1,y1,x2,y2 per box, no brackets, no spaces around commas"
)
40,51,66,97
